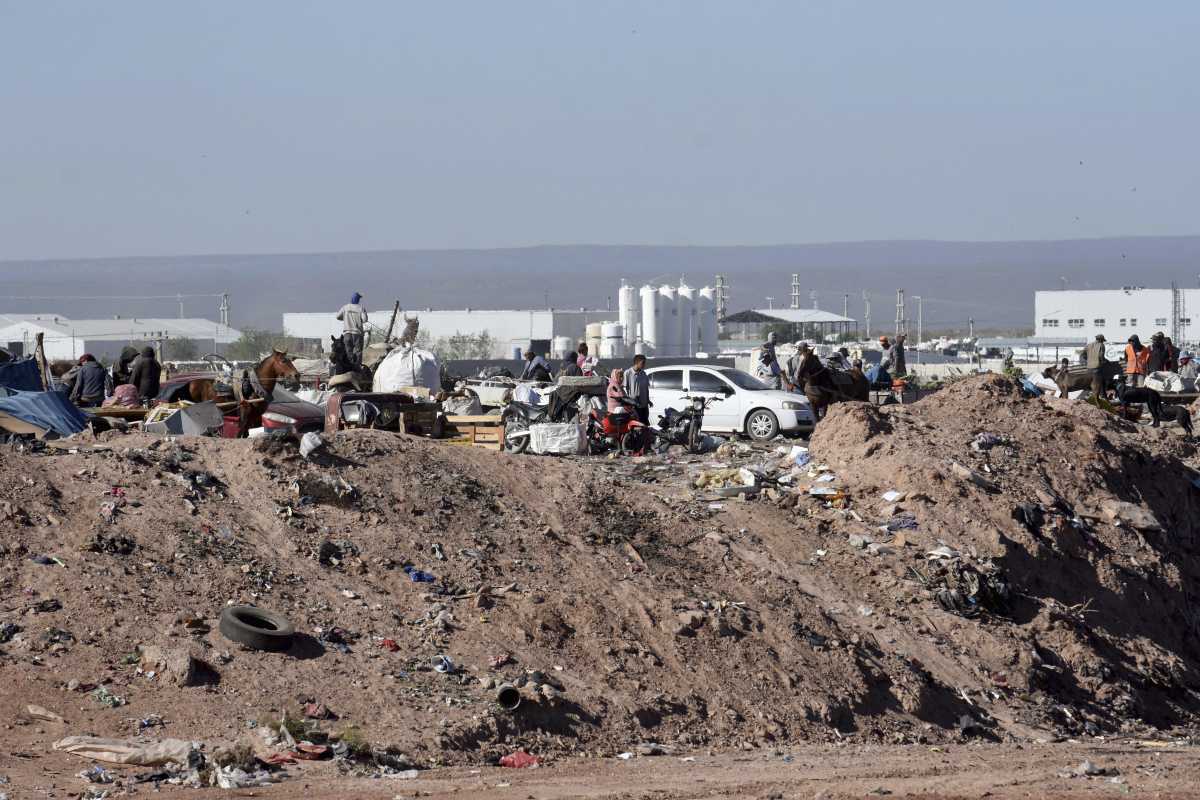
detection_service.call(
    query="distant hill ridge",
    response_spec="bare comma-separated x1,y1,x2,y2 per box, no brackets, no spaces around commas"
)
3,236,1199,330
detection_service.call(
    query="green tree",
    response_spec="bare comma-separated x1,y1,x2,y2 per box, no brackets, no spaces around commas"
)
426,331,497,361
226,329,299,361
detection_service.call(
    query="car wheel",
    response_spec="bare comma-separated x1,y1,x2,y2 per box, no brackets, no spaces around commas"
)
745,409,779,441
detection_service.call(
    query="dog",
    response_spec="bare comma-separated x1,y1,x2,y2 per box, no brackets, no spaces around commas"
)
1114,382,1164,427
1162,404,1195,436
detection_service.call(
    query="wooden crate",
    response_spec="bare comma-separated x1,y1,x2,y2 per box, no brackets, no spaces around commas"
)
444,415,505,450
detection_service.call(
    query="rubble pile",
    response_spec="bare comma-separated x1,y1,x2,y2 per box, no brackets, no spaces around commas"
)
2,373,1199,789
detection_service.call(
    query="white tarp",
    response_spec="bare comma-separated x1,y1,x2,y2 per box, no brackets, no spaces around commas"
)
529,422,586,455
513,384,540,405
1145,371,1185,394
373,346,441,393
442,394,483,416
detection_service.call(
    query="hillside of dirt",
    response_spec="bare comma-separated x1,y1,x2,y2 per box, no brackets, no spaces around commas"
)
2,373,1199,792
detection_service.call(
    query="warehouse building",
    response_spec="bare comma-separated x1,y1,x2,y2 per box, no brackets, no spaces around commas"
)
0,313,241,362
283,308,617,360
1033,287,1196,344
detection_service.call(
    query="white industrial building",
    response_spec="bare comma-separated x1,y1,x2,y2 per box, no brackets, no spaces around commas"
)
1034,288,1196,343
0,313,241,362
283,279,724,360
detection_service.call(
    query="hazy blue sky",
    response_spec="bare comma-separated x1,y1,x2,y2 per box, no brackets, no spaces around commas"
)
1,1,1196,260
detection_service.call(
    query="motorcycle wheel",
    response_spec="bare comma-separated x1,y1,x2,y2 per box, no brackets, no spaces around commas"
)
619,428,643,455
686,418,702,453
503,418,530,453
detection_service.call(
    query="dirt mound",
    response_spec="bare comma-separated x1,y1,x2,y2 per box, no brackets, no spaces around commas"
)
3,378,1200,780
810,373,1200,733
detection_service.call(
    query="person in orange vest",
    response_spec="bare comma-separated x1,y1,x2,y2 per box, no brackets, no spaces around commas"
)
1124,334,1150,387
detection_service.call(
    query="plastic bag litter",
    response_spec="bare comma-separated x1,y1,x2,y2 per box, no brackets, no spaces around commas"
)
215,765,274,789
54,736,197,766
498,750,539,768
1145,371,1184,394
881,490,905,503
299,432,326,460
373,346,441,393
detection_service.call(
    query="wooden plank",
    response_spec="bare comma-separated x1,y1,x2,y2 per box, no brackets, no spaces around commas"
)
445,414,504,425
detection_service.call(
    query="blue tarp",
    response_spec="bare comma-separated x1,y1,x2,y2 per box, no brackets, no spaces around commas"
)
0,358,42,392
0,389,90,436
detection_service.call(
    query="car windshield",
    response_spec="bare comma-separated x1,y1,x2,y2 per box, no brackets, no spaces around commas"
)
719,368,768,390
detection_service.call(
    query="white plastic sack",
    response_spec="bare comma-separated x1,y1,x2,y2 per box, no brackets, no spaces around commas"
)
373,346,441,393
296,388,331,407
54,736,197,766
441,394,483,416
513,384,540,405
1145,371,1184,394
529,422,586,455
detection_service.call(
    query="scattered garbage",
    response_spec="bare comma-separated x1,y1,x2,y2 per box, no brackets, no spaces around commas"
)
949,461,999,492
403,565,436,583
930,561,1011,618
496,683,521,711
881,490,905,503
0,622,19,643
971,432,1007,451
27,705,65,723
299,431,327,460
431,654,454,673
77,765,113,784
90,686,126,708
498,750,539,768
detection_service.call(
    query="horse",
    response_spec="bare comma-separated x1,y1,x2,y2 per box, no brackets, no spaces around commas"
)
329,336,373,391
1051,361,1121,396
236,350,300,437
790,351,845,421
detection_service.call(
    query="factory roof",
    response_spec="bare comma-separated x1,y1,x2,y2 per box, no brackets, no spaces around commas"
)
0,315,240,343
723,308,855,324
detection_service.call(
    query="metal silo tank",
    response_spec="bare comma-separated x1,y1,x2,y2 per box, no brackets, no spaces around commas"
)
698,287,718,354
639,285,659,354
618,283,637,346
658,284,678,357
677,283,695,357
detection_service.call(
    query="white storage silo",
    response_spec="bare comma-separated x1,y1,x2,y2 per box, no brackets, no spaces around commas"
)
658,284,678,357
618,282,637,346
677,283,695,357
585,322,603,358
601,322,625,360
698,287,718,354
639,285,660,354
552,335,574,360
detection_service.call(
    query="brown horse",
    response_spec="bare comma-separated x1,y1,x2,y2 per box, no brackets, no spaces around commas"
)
236,350,300,437
791,350,866,421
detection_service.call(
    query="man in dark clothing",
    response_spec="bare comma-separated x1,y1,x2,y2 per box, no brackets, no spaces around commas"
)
1085,334,1108,396
111,346,139,387
623,354,651,425
70,354,110,406
892,334,908,377
1148,332,1170,373
559,355,582,378
129,346,162,402
520,350,552,382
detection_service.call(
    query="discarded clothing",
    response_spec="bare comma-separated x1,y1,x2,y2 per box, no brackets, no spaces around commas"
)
403,565,435,583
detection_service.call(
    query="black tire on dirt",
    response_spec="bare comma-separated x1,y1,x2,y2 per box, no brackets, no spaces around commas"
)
619,428,643,455
687,417,702,453
219,605,295,652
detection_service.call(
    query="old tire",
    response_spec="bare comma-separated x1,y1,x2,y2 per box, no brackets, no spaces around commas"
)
219,605,295,652
504,418,530,453
745,409,779,441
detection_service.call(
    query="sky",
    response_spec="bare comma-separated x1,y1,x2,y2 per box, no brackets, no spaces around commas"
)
1,1,1197,261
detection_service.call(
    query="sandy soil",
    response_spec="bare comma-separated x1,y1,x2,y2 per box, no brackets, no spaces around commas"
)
2,374,1199,797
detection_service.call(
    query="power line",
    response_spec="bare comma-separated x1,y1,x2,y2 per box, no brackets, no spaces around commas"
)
1,293,225,301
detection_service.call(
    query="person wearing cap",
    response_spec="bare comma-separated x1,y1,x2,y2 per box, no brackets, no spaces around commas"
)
520,349,552,382
1084,333,1109,397
867,336,893,387
336,292,368,369
1124,334,1149,387
1179,352,1198,386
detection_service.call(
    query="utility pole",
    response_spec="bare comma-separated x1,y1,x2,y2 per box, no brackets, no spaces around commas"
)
862,291,871,340
895,289,906,337
789,274,800,309
177,293,184,319
809,289,819,310
842,293,849,319
765,296,774,310
715,274,729,334
218,293,230,327
968,318,975,339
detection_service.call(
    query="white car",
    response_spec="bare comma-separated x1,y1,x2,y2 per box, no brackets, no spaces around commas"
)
643,365,815,440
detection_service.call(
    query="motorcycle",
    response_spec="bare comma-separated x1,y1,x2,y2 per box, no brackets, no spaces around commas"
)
655,394,721,453
499,400,552,453
585,399,648,455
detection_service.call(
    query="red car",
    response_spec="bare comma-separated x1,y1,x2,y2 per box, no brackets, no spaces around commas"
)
157,373,325,438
